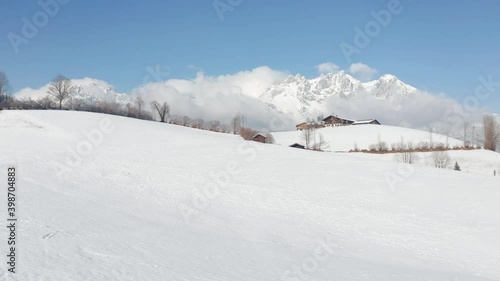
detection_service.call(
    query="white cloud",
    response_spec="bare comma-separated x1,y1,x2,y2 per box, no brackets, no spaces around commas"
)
12,65,490,137
349,63,378,82
323,90,488,139
316,62,340,75
15,85,50,100
14,78,121,101
12,67,295,130
131,66,295,130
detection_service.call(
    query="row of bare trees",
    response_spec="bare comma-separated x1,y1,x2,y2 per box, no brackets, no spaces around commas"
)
156,111,274,143
0,71,14,107
0,71,273,142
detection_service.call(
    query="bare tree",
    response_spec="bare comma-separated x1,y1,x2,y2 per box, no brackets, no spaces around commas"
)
429,128,433,149
207,120,221,131
48,74,73,109
36,95,55,109
135,96,145,119
150,101,170,122
231,114,243,134
463,121,469,148
314,133,328,151
170,114,182,125
444,129,449,148
220,124,231,133
181,115,191,127
191,118,205,129
353,142,359,152
240,115,246,129
483,115,498,151
302,126,313,149
393,138,419,164
471,125,476,148
431,151,451,168
126,103,133,117
396,143,420,164
264,132,275,144
0,71,12,96
376,134,389,151
0,71,13,108
395,151,420,164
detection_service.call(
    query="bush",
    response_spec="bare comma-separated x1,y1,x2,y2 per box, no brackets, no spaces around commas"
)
431,151,451,168
264,132,275,144
239,127,258,140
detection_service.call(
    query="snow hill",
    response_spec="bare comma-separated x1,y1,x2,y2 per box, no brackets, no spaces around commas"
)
274,125,500,176
1,110,500,281
274,124,463,152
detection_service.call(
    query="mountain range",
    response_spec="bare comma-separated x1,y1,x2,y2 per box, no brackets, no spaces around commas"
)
70,71,419,122
260,71,417,120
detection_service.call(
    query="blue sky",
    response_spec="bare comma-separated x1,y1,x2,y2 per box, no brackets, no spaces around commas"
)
1,0,500,111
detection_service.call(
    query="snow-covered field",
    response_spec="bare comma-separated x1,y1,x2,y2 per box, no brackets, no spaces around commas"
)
346,149,500,177
1,110,500,281
274,125,500,176
273,125,465,152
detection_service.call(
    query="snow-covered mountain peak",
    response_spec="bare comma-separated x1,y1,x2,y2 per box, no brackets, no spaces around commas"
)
282,73,307,84
379,73,399,81
362,74,417,99
70,78,132,105
261,71,418,119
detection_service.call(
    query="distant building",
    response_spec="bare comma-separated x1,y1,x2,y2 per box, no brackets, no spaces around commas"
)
252,133,266,143
295,122,309,131
289,143,305,149
352,119,381,125
322,114,355,127
296,114,380,130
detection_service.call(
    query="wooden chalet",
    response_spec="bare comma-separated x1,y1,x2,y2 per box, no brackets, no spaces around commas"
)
322,114,354,127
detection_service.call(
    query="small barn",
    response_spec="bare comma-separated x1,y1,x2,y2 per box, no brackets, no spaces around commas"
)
352,119,381,125
289,143,305,149
252,133,266,143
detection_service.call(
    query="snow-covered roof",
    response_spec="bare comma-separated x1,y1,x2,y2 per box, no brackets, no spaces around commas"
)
352,119,378,125
323,115,354,122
